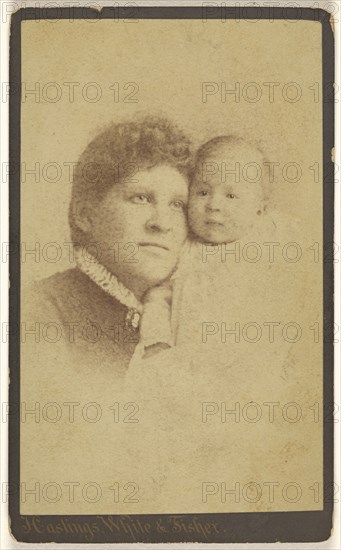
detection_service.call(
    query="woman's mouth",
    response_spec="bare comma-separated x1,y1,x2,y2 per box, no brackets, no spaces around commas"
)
139,242,170,252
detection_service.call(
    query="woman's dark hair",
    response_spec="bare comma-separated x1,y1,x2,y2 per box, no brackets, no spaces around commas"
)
69,116,193,246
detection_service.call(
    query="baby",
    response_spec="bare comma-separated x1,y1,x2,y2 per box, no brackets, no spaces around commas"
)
188,135,271,245
140,135,302,353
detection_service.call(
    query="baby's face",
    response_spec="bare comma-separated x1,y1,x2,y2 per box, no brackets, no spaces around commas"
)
188,143,265,243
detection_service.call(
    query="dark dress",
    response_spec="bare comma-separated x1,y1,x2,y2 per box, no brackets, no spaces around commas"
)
21,267,140,381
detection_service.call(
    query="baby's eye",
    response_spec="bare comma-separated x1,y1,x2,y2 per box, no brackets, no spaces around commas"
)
198,190,208,197
131,193,150,204
226,193,237,199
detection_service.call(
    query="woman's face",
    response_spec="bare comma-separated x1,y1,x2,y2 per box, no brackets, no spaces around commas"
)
86,165,189,298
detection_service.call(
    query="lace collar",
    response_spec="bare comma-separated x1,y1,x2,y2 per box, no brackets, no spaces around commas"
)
75,248,142,328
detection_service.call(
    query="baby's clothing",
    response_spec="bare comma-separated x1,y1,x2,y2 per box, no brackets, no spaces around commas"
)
138,208,312,372
171,209,309,354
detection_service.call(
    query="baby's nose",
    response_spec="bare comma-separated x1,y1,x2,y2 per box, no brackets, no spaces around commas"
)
206,198,221,211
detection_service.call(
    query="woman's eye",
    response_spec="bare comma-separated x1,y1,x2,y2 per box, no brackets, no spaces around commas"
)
172,200,185,210
226,193,237,199
131,194,150,204
198,190,208,197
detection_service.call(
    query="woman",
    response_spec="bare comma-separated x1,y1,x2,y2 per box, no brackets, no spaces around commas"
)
22,116,193,379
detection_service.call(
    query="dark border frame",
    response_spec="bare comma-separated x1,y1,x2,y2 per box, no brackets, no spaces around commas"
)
9,5,334,544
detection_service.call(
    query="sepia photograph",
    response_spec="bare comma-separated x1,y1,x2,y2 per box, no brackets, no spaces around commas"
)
6,2,335,544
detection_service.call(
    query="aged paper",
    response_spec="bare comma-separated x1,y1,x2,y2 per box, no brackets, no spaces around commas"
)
11,8,332,542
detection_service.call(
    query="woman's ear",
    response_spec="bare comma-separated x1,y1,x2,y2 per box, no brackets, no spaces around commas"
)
72,201,93,234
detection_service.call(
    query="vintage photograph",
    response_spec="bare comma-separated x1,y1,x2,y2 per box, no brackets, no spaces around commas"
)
8,4,334,544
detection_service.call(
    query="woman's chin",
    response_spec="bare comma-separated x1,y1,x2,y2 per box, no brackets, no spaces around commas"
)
137,262,177,289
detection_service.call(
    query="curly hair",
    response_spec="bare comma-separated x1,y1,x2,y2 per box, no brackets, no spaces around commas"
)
69,116,193,246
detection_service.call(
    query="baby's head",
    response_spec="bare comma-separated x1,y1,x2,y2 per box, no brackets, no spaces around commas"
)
188,135,269,243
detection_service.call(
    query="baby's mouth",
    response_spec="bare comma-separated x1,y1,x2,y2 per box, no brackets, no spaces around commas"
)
205,219,224,227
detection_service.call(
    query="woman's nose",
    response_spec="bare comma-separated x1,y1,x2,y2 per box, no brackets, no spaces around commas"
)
145,205,172,233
